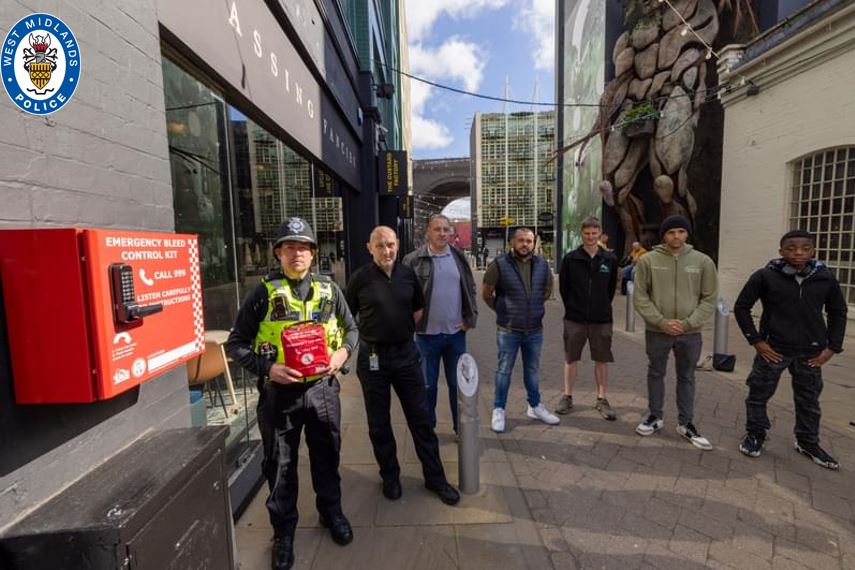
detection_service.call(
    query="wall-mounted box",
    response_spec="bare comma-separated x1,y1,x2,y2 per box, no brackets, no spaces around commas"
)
0,228,204,404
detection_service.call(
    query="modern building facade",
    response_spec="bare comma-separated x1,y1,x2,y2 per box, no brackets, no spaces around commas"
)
470,111,556,262
0,0,408,536
718,0,855,328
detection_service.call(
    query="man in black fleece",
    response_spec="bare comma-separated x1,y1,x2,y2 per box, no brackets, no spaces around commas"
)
734,230,847,470
556,217,619,419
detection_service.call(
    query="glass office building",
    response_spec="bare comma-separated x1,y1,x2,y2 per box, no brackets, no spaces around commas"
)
470,111,556,262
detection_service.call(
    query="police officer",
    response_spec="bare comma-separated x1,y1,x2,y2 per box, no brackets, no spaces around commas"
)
345,226,460,505
226,218,358,570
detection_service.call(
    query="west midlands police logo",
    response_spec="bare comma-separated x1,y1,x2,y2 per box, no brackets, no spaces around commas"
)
2,13,81,115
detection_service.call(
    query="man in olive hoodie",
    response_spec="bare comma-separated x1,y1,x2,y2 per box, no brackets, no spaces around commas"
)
633,216,718,449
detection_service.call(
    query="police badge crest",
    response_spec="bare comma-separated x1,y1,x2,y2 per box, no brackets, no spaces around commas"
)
2,13,81,115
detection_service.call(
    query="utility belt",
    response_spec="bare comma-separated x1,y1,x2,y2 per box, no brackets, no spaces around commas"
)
261,374,336,392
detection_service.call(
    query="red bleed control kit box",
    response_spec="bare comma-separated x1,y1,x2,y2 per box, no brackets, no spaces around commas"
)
281,323,330,379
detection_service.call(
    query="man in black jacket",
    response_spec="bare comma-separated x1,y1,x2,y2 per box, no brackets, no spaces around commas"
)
345,226,460,506
734,230,847,470
556,217,619,419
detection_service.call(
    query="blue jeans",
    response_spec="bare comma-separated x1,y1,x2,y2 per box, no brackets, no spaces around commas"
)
493,329,543,410
415,331,466,432
622,265,635,282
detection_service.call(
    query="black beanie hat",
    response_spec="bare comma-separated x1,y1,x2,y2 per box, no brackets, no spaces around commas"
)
660,215,691,237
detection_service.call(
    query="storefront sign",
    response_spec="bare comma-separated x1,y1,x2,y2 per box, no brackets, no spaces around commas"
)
158,0,362,188
276,0,361,135
314,167,339,198
378,151,408,196
399,194,414,219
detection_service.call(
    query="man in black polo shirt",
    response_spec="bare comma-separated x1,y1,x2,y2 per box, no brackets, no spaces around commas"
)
346,226,460,505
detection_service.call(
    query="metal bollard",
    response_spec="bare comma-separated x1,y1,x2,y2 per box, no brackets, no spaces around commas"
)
713,297,729,355
625,281,636,332
456,353,480,494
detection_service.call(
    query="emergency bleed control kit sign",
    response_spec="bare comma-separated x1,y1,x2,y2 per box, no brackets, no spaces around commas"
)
86,230,204,398
0,228,203,404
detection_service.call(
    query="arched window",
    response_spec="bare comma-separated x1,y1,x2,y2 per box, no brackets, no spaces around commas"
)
790,147,855,306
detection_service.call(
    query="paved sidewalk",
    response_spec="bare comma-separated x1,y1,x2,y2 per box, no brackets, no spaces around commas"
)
237,275,855,569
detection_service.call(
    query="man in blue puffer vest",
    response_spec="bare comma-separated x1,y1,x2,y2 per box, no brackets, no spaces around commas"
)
482,227,560,433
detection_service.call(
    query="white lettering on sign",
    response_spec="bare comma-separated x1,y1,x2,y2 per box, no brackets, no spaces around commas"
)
121,250,163,261
226,1,356,169
105,237,163,248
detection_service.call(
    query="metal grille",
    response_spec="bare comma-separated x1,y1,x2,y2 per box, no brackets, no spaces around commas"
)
790,147,855,306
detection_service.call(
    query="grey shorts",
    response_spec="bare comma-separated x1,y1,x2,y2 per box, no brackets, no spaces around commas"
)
563,320,614,363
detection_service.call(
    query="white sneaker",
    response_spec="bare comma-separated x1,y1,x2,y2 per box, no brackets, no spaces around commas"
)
636,415,664,436
526,404,560,425
491,408,506,433
677,423,713,450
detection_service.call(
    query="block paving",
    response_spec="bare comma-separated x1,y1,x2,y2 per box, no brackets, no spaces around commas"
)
237,281,855,569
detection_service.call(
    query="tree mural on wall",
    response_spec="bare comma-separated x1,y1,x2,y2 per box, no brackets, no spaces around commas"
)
559,0,759,254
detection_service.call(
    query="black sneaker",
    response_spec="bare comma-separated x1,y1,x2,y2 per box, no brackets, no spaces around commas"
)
794,441,840,470
739,432,765,458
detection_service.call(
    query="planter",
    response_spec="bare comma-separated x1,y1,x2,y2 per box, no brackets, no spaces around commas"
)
624,118,657,138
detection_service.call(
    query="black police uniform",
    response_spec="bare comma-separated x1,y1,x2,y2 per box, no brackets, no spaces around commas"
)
345,260,450,493
226,219,358,564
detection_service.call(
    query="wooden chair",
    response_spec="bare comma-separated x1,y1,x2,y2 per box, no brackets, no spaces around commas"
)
186,331,240,417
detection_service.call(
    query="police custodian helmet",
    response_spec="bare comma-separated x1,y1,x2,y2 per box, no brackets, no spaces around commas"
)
273,217,318,250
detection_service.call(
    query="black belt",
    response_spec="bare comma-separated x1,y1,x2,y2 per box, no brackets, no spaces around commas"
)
359,339,414,352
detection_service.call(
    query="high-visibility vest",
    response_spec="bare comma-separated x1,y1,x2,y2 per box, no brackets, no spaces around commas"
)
253,275,342,382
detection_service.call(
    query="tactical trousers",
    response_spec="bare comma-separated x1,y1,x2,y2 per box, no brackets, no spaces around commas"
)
744,353,823,444
258,377,343,538
356,341,447,487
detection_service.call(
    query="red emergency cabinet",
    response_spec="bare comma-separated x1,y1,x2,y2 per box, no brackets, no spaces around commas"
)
0,228,204,404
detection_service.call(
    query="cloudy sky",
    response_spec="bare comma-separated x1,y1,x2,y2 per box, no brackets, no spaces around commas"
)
405,0,554,159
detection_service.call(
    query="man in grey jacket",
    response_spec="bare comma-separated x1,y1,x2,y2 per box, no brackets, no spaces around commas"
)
403,214,478,435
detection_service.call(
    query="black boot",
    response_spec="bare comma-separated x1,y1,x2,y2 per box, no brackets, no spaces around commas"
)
424,481,460,505
271,536,295,570
319,513,354,545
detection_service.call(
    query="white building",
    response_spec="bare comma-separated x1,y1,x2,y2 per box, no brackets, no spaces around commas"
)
718,0,855,333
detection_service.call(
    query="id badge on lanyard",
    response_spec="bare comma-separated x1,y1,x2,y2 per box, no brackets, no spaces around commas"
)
369,352,380,371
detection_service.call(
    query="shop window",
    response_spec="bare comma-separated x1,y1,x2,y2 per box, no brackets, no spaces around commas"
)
162,55,349,495
163,58,237,331
791,147,855,306
162,57,255,478
229,109,346,291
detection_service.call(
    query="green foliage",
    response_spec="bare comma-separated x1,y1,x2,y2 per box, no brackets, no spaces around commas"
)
623,102,660,124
